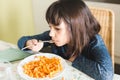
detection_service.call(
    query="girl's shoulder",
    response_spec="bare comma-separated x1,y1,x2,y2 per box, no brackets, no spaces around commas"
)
89,34,105,49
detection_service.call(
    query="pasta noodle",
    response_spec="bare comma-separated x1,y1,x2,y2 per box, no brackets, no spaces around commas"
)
22,56,63,78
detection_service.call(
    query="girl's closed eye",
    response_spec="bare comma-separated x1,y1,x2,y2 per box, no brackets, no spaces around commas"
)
55,27,60,31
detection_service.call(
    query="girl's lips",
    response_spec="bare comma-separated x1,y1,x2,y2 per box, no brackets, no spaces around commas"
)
52,40,58,44
51,39,55,42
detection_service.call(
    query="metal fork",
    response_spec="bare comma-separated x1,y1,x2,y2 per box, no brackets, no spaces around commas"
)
21,40,53,50
39,40,53,43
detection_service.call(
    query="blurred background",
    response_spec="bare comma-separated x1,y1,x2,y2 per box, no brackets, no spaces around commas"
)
0,0,120,45
0,0,35,44
84,0,120,4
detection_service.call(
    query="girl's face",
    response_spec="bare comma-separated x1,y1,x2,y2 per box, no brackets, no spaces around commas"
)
49,20,70,46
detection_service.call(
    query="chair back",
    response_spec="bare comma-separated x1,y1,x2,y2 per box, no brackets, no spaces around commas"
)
89,7,115,66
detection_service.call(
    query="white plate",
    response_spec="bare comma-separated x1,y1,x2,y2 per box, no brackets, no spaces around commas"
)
17,53,67,80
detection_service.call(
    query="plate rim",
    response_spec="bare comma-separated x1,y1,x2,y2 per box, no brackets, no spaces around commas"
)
17,52,67,80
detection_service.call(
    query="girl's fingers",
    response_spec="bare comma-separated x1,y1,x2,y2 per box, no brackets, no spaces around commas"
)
31,39,38,45
25,39,43,52
31,41,44,52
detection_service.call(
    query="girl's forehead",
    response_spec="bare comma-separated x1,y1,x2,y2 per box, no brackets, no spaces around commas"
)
49,20,68,29
49,19,65,26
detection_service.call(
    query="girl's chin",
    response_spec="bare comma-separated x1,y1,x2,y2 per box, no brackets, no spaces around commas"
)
55,42,65,47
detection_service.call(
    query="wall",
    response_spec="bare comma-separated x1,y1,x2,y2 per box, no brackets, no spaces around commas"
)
32,0,120,64
32,0,56,34
0,0,35,44
84,0,120,4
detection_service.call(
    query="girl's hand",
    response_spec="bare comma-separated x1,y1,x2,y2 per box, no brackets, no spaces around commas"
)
25,39,43,52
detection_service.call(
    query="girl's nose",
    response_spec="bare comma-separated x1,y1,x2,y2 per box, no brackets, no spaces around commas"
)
49,29,55,37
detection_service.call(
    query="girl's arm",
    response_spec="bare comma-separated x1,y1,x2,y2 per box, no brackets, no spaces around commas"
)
17,30,51,50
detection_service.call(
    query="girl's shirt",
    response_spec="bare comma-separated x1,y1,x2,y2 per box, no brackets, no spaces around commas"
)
17,30,113,80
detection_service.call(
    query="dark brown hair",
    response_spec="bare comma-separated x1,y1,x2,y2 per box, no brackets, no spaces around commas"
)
46,0,101,58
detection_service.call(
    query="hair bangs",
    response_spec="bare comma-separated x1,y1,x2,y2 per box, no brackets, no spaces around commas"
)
46,2,62,26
